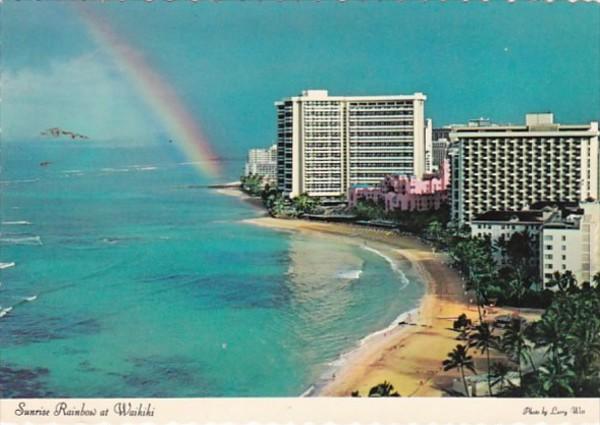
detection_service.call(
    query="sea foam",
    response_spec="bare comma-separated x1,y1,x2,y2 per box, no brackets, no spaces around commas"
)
361,245,411,289
336,269,363,280
0,235,43,246
0,306,13,318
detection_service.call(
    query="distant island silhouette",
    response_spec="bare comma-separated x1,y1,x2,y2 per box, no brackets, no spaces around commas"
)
40,127,89,140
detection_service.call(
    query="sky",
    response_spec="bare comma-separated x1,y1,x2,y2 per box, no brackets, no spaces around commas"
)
3,1,600,159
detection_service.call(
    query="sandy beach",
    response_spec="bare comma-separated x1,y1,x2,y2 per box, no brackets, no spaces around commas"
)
244,216,478,396
223,186,523,397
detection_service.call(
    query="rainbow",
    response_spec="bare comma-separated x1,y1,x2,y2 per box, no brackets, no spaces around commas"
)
73,5,220,179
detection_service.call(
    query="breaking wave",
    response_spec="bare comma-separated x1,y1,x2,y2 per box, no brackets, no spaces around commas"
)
361,245,411,289
0,235,43,246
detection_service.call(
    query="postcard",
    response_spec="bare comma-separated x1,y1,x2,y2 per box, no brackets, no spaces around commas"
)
1,1,599,424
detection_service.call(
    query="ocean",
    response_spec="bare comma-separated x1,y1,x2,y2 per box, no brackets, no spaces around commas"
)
0,140,424,397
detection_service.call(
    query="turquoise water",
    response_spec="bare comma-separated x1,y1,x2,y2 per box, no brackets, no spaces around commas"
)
0,141,424,397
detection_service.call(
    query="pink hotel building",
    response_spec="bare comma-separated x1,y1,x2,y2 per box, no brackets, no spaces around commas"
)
348,160,450,212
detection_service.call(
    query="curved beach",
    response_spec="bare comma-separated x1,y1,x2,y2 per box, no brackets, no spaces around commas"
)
244,216,474,397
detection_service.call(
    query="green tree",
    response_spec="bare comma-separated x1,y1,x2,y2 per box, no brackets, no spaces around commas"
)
468,322,499,396
531,311,566,361
240,174,264,196
452,313,473,340
537,355,576,397
367,381,401,397
292,193,319,215
546,271,577,293
443,344,476,397
501,317,534,384
426,220,444,243
490,362,514,393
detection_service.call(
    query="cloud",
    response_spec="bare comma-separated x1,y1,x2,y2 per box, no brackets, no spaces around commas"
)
2,53,161,143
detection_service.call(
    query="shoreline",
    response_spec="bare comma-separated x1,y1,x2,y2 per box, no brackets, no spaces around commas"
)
243,215,474,397
213,185,496,397
213,183,266,212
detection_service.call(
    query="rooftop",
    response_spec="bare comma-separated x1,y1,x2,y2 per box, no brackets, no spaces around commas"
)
472,210,545,224
529,201,583,216
449,113,599,137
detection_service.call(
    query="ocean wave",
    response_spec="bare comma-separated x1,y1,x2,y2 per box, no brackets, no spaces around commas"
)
63,170,83,174
0,306,13,318
336,269,363,280
0,178,39,185
101,236,143,245
0,235,43,246
359,307,420,347
100,168,130,173
0,262,16,269
361,245,411,289
300,385,315,397
0,295,38,320
2,221,31,225
306,307,421,397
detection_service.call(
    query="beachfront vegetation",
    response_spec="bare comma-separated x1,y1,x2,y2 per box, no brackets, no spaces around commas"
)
443,272,600,397
240,174,265,196
442,229,553,309
351,381,401,397
468,323,499,396
442,344,476,396
349,200,451,233
240,180,321,218
351,199,387,220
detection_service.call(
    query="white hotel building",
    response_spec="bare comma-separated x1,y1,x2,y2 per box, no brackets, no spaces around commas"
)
275,90,431,198
472,202,600,288
244,144,277,183
541,202,600,287
450,113,600,226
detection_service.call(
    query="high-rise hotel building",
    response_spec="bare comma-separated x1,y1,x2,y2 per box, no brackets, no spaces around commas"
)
450,113,600,226
244,144,278,183
275,90,431,198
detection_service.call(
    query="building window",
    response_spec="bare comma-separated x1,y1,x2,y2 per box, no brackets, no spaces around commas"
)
562,255,566,260
562,236,567,241
562,246,567,251
543,235,553,241
545,264,553,269
544,254,553,260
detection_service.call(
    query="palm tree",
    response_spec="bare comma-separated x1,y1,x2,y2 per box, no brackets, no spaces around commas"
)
567,316,600,394
469,322,499,396
501,317,534,383
531,310,565,361
453,313,473,340
537,355,576,397
426,220,443,244
443,344,476,397
493,234,508,259
506,269,530,308
490,362,514,394
546,271,577,293
367,381,401,397
293,193,319,215
270,196,288,218
593,272,600,288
